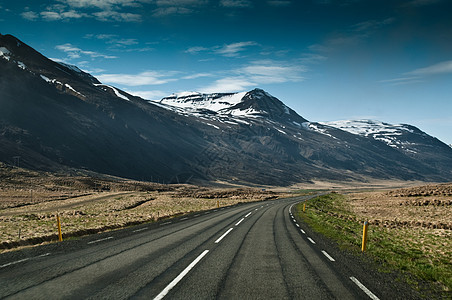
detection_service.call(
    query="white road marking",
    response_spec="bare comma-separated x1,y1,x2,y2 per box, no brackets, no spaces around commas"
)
215,228,234,243
321,250,336,262
87,236,113,245
204,212,210,214
213,210,218,212
180,217,188,221
194,214,200,217
293,219,297,223
160,222,172,226
153,250,209,300
245,212,252,218
133,227,148,233
350,276,380,300
300,229,305,234
0,258,29,269
254,208,258,211
235,218,245,226
295,223,300,227
307,237,316,244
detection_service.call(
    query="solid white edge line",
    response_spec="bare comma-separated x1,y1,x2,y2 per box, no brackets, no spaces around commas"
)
307,237,316,244
215,228,234,243
0,252,52,269
87,236,113,244
235,218,245,226
0,258,29,269
350,276,380,300
153,250,209,300
321,250,336,262
245,212,252,218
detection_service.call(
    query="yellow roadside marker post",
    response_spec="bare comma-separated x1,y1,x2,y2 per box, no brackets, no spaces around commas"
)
361,221,369,252
217,200,220,208
303,202,306,212
57,214,63,242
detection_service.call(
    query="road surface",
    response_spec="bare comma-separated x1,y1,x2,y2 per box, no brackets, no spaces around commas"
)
0,195,408,299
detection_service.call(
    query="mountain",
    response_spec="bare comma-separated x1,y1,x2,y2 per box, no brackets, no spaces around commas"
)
1,33,452,185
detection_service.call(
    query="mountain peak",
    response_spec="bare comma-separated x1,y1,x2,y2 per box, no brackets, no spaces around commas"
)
156,88,308,124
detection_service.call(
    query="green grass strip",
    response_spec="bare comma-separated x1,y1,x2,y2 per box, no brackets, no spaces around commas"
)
295,193,451,297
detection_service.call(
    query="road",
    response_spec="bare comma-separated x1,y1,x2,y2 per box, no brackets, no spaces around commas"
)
0,195,396,299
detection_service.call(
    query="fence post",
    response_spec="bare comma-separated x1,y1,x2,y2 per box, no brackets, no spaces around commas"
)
361,221,368,252
57,214,63,242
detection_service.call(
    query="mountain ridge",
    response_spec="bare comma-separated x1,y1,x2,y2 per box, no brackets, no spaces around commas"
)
1,33,452,185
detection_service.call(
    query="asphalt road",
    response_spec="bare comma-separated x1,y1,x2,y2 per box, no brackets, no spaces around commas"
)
0,195,408,299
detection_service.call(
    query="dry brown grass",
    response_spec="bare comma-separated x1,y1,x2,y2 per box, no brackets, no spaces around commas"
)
0,170,281,250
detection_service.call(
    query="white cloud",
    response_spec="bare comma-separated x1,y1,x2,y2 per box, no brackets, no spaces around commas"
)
126,89,169,100
40,10,87,21
216,41,258,57
220,0,253,8
240,60,306,84
58,0,146,9
152,7,193,17
200,77,255,93
56,43,117,59
200,60,306,93
21,11,39,21
97,71,177,86
381,60,452,86
267,0,291,6
405,60,452,76
182,73,213,80
93,10,141,21
185,46,209,54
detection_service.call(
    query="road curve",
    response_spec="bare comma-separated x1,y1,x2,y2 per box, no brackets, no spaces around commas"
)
0,196,386,299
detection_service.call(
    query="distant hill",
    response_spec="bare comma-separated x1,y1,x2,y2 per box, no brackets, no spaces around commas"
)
1,33,452,185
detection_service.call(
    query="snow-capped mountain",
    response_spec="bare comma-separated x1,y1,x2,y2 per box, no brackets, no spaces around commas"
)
153,88,307,126
321,120,426,154
1,33,452,185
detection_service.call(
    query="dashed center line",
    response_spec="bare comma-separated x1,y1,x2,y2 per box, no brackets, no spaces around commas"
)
133,227,148,233
160,222,172,226
307,237,316,244
153,250,209,300
321,250,336,262
235,218,245,226
180,217,188,221
88,236,113,245
350,276,380,300
245,212,252,218
215,228,233,244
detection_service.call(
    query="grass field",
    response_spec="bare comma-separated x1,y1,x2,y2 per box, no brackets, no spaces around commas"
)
295,190,451,298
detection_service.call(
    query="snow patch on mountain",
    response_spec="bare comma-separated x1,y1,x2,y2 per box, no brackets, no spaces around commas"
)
321,120,419,152
159,91,247,113
94,84,130,101
302,122,337,139
58,62,83,74
0,47,11,60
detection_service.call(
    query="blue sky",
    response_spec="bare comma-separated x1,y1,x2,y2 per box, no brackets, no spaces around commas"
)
1,0,451,144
